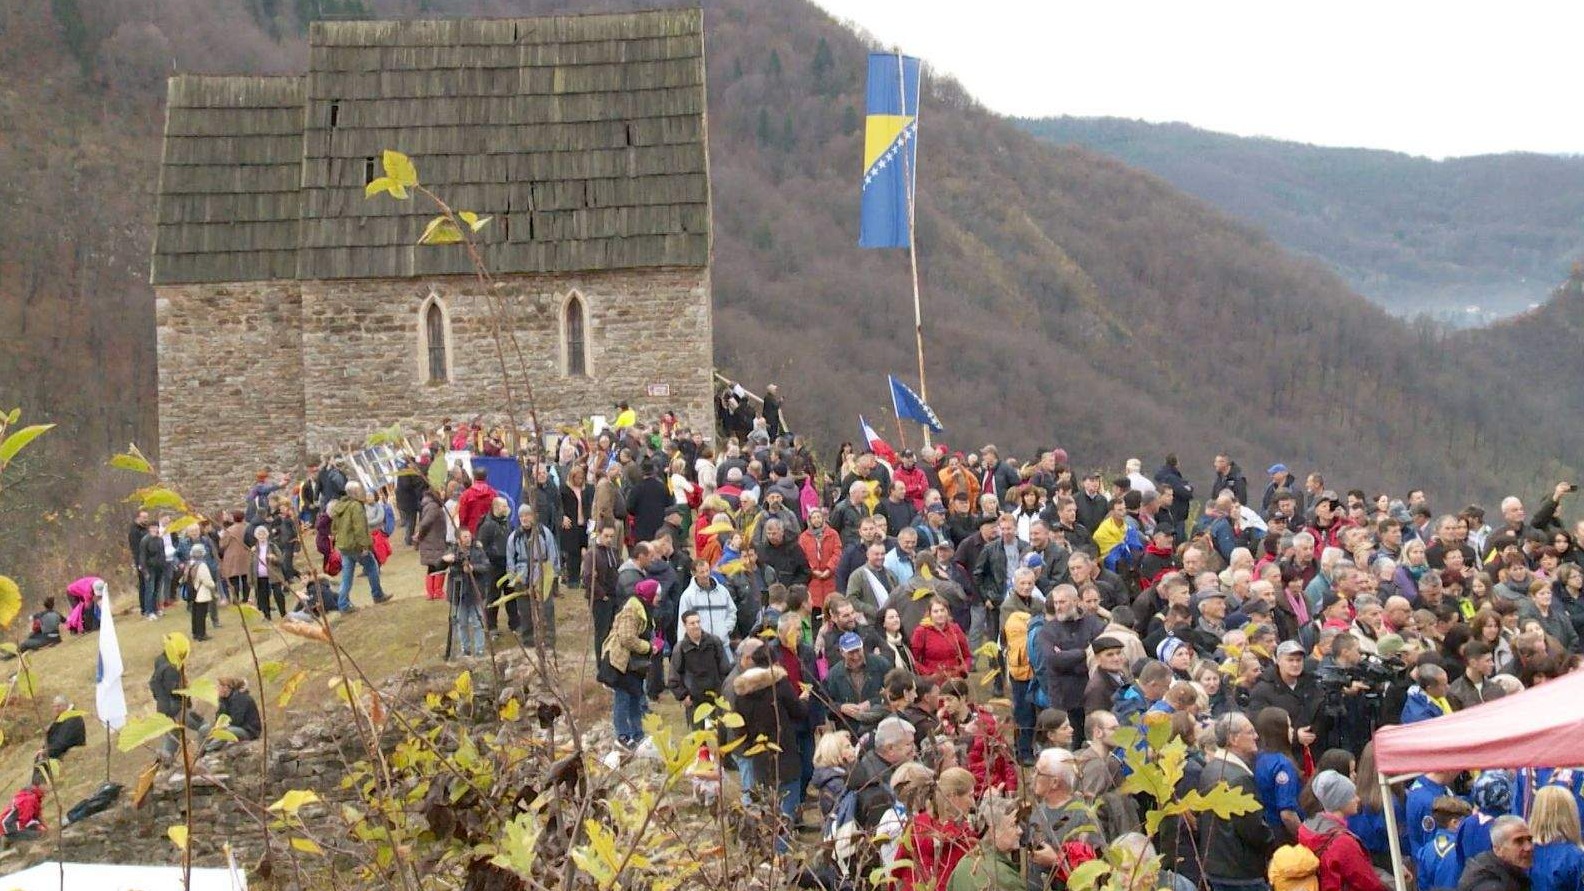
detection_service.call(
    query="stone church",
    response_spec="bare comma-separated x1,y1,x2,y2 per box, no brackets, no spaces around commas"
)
150,9,713,508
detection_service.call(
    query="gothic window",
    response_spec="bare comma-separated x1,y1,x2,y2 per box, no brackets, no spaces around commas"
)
420,296,449,384
565,294,587,377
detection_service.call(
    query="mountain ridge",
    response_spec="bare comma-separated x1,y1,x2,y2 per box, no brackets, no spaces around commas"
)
1018,114,1584,322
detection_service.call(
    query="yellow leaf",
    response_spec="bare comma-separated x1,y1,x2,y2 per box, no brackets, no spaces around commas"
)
235,603,269,628
383,149,418,187
163,633,191,670
118,714,179,752
3,408,17,424
910,587,932,601
363,177,408,200
717,736,744,755
290,836,325,855
458,211,491,231
165,515,198,535
498,697,521,721
168,825,189,851
973,641,1001,660
1066,859,1111,891
0,424,54,466
0,576,21,629
269,789,321,816
454,671,472,699
418,215,464,245
109,452,152,475
276,669,309,709
176,677,219,708
719,712,744,729
140,488,188,512
691,702,716,724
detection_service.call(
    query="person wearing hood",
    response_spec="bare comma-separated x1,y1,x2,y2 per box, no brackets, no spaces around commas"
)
1297,770,1388,891
601,578,657,750
1400,663,1453,724
732,643,808,826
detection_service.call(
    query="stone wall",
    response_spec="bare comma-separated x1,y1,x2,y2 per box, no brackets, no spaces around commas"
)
156,267,713,508
297,267,714,456
156,282,307,511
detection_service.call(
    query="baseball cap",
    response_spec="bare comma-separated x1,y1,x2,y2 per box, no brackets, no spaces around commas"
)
1376,634,1406,658
1318,489,1341,506
927,503,946,514
1267,463,1288,475
1194,588,1227,605
838,632,864,652
1269,512,1291,523
1275,640,1305,658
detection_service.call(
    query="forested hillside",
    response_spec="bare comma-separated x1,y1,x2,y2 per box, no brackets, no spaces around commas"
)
2,0,1581,600
1020,116,1584,322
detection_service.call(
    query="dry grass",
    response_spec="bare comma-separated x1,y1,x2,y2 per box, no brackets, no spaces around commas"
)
0,545,641,807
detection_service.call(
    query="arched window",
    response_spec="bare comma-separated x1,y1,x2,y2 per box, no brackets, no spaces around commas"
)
564,294,587,377
419,294,449,384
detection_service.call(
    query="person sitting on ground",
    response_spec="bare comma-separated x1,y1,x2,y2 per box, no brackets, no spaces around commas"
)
216,677,262,744
17,597,65,654
0,783,46,839
33,696,85,784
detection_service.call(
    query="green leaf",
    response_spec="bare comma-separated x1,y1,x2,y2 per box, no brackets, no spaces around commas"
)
258,661,286,684
269,789,321,816
718,712,744,729
458,211,491,231
277,670,309,709
383,149,418,187
1065,859,1111,891
0,424,54,466
109,452,153,475
418,215,464,245
118,714,179,752
163,632,191,670
691,702,715,724
364,177,408,200
235,603,269,628
4,408,18,424
0,577,21,629
176,677,219,708
168,825,189,851
290,836,325,855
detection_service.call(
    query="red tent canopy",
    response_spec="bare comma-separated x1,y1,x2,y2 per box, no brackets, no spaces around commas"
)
1374,669,1584,776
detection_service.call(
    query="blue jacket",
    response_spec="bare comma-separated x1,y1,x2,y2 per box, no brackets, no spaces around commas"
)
1400,686,1446,724
1253,752,1303,837
1532,839,1584,891
1412,827,1462,891
1406,776,1455,852
1457,810,1498,862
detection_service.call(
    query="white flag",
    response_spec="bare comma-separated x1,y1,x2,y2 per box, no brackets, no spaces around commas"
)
94,583,127,731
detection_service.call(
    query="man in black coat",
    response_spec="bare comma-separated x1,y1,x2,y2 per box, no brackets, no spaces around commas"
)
1199,713,1274,886
1247,641,1325,751
756,519,811,588
475,498,514,632
1074,473,1111,537
1209,454,1248,506
845,716,917,828
1153,454,1194,540
1036,585,1106,730
626,464,671,544
1457,815,1533,891
395,459,425,546
668,610,732,727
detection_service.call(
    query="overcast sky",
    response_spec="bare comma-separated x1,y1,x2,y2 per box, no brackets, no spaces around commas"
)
811,1,1581,159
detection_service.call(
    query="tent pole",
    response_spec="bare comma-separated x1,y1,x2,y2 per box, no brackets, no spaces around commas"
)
1380,772,1408,891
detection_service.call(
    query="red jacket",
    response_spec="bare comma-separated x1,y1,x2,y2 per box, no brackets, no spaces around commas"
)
909,620,971,681
455,481,498,535
896,812,976,891
799,525,842,608
1306,518,1357,560
894,465,930,510
954,708,1018,795
1299,818,1387,891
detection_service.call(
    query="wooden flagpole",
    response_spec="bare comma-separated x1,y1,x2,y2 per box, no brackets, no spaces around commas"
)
896,47,931,449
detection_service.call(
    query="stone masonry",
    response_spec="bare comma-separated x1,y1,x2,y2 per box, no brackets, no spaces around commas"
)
156,267,712,509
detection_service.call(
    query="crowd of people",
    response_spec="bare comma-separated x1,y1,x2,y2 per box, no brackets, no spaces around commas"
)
96,390,1584,890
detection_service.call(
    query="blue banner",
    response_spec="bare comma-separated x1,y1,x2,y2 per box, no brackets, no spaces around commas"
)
889,375,943,432
859,52,921,249
473,456,522,519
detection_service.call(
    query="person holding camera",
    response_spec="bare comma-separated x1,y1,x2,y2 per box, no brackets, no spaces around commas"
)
1314,632,1386,755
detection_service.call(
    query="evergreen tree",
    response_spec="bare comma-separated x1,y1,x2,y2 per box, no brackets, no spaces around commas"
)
840,104,859,137
811,37,836,95
49,0,92,76
767,49,782,79
732,57,743,81
780,112,795,150
756,108,773,146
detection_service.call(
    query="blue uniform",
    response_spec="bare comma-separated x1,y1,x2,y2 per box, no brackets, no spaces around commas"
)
1517,767,1584,823
1413,827,1462,891
1457,811,1498,862
1406,776,1454,852
1349,798,1408,860
1254,752,1303,836
1532,840,1584,891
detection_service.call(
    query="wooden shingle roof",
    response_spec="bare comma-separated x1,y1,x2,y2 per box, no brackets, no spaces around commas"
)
150,8,711,285
151,76,306,285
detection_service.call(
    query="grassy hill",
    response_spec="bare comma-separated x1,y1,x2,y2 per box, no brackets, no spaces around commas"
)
3,0,1582,592
1018,116,1584,322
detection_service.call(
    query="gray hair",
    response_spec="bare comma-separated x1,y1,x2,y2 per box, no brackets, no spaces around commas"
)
1292,531,1316,550
875,717,914,752
1109,832,1159,867
1490,814,1529,848
974,791,1018,835
1035,748,1076,787
345,481,366,499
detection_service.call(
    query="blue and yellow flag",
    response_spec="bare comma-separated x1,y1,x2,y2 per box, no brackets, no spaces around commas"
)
859,52,921,249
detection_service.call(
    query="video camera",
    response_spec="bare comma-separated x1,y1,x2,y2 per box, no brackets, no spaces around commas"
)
1318,654,1403,699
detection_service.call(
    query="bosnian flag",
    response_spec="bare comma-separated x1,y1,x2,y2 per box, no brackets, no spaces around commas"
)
95,582,127,731
859,415,899,468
